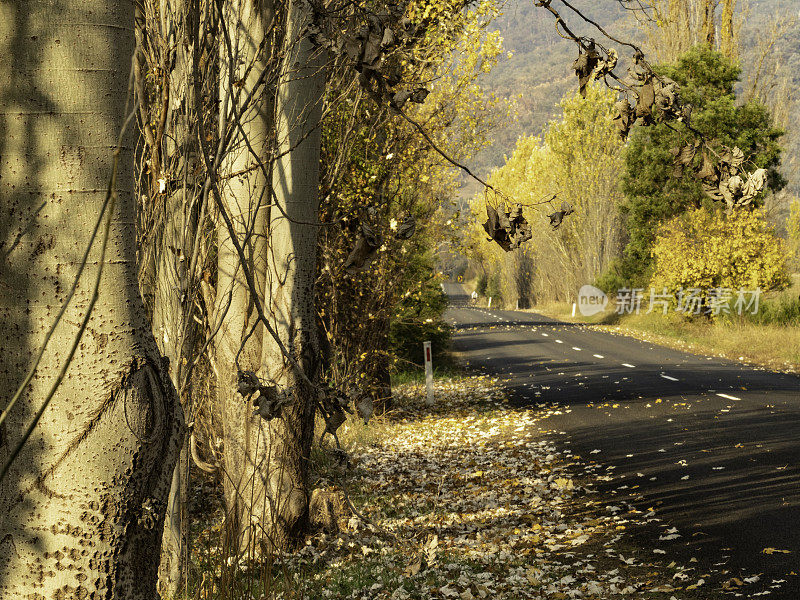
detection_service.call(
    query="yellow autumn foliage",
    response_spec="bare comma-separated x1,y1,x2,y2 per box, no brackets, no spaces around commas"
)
650,207,790,293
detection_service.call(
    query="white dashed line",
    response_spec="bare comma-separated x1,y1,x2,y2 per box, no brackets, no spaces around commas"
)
716,393,741,401
541,333,549,337
622,363,636,368
572,347,582,351
660,374,679,381
555,340,563,344
593,354,604,359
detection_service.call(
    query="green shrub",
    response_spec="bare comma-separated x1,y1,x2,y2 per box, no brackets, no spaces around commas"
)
594,262,629,296
389,281,452,367
476,272,488,296
485,272,503,305
734,295,800,326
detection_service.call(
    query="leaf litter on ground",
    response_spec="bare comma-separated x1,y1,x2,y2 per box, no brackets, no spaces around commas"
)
189,375,775,599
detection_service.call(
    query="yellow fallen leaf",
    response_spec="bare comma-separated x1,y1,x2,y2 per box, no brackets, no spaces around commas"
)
762,547,791,554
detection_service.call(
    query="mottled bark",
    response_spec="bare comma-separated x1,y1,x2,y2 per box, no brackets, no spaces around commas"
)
0,1,183,598
258,0,326,550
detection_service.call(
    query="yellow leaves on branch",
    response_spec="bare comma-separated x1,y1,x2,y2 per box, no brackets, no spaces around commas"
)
407,0,480,25
651,207,790,293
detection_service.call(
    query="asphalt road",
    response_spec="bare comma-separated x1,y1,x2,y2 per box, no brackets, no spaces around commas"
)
443,283,800,597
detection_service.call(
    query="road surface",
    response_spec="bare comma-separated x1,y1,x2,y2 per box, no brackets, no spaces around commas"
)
443,283,800,597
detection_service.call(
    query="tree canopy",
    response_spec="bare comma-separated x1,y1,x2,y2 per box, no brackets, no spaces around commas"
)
617,46,785,286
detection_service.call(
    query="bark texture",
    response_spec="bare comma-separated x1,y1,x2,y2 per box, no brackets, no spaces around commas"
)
258,0,326,550
153,0,201,593
215,0,271,552
0,1,182,599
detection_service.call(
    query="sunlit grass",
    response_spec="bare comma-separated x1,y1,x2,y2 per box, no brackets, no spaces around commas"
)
533,275,800,371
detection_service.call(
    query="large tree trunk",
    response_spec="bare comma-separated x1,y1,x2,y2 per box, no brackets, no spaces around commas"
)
215,0,271,553
0,1,183,598
258,0,326,550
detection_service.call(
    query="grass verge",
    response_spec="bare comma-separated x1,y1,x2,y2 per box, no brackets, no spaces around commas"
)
531,281,800,373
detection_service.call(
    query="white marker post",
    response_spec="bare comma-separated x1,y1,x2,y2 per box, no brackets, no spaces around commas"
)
487,296,492,308
571,302,577,317
423,340,434,406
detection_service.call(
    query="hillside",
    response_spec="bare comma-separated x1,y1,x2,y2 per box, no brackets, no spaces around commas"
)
471,0,800,194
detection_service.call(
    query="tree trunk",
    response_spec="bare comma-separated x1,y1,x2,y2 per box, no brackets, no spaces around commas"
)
154,0,201,594
0,1,183,598
215,0,272,553
719,0,736,59
258,0,326,551
702,0,716,47
154,192,196,596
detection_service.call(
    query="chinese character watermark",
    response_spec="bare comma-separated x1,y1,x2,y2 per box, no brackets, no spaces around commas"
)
615,287,644,315
581,286,763,316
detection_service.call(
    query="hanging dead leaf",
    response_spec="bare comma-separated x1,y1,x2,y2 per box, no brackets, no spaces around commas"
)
409,87,429,103
548,201,574,229
343,222,383,274
362,32,383,67
670,139,699,177
253,385,290,421
380,27,396,49
613,98,633,139
635,81,655,120
237,370,261,397
508,204,532,249
696,152,716,180
394,213,416,240
572,41,600,97
701,180,724,202
482,205,511,251
323,406,347,436
653,77,680,121
596,47,618,78
680,103,693,123
739,168,767,204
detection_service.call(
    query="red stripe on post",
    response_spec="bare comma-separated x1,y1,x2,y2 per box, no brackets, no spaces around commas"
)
426,347,431,362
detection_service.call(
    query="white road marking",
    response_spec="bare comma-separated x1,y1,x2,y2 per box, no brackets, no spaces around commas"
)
555,340,563,344
716,393,741,401
660,374,679,381
541,333,549,337
622,363,636,368
593,354,604,359
572,347,582,351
